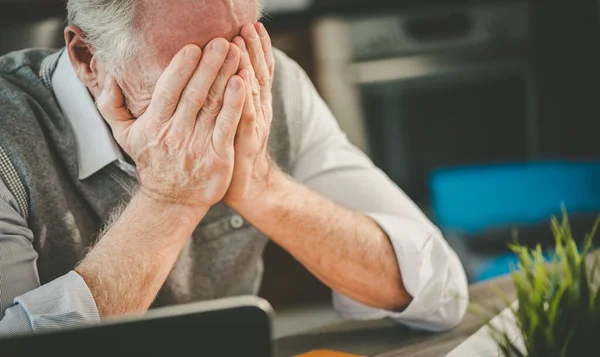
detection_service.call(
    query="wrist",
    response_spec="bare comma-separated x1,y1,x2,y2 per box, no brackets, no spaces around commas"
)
137,176,218,212
134,189,210,226
229,168,290,220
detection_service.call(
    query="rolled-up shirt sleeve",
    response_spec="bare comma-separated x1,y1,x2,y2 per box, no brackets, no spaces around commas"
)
280,49,468,331
0,180,100,337
333,214,468,331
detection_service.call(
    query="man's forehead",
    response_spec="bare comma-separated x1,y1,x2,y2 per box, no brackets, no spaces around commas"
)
138,0,257,68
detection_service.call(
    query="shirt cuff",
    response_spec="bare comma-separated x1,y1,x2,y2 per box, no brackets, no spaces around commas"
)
0,303,35,337
12,271,101,332
332,213,469,332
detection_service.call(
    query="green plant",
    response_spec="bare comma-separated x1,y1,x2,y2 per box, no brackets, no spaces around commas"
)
486,212,600,357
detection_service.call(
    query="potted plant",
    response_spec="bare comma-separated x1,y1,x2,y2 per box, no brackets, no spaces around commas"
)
481,212,600,357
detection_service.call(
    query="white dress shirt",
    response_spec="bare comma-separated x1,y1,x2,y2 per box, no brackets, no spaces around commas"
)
0,50,468,335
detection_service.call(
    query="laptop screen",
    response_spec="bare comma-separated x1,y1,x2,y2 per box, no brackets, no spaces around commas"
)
0,298,273,357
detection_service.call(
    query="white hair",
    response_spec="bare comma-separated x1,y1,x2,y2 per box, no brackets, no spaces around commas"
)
67,0,265,77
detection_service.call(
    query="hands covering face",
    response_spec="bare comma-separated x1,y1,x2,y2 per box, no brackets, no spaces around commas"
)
97,23,277,210
224,23,277,208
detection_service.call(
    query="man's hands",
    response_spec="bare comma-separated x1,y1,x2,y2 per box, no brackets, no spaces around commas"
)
97,24,278,212
97,38,245,209
224,23,280,210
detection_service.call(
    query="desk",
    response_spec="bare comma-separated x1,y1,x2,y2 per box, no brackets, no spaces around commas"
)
275,274,515,357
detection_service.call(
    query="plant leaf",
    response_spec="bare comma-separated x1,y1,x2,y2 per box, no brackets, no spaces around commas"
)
484,212,600,357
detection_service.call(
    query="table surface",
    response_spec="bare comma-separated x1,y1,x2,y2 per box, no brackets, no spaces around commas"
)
276,251,600,357
275,274,516,357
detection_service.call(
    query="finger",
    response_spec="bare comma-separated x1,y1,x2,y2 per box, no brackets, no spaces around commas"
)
175,44,239,130
239,69,257,123
240,26,273,120
232,36,249,71
203,45,240,117
212,76,246,153
96,74,134,134
147,44,202,122
254,22,275,83
241,24,270,98
233,37,261,119
176,38,230,125
254,24,275,125
235,69,258,153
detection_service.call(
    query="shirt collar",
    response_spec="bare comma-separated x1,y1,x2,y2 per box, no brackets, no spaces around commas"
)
52,50,125,180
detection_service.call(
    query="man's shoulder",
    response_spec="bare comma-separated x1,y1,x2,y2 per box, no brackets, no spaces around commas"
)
272,47,295,71
271,47,316,117
0,48,59,105
0,49,62,150
0,48,58,76
272,47,306,90
270,48,321,167
0,48,59,113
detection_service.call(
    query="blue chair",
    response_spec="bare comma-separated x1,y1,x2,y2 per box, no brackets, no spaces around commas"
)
429,161,600,282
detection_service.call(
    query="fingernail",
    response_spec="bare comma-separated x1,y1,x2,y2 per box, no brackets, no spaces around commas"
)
185,46,201,60
212,39,228,54
259,23,267,37
227,46,237,60
248,26,258,39
229,77,242,91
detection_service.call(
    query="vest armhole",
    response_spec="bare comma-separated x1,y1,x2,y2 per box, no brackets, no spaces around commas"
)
0,146,29,222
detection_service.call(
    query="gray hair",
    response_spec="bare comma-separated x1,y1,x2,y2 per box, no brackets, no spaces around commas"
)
67,0,265,77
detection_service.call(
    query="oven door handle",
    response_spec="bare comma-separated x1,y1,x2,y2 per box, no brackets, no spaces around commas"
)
350,56,531,84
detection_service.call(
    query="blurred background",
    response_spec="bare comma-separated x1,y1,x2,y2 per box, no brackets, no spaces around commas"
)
3,0,600,336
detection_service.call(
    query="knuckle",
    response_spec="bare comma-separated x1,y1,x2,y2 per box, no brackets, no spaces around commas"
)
268,62,275,76
262,91,273,104
216,120,232,137
201,92,224,116
210,140,231,162
164,135,184,151
174,66,192,80
154,82,175,100
207,88,225,107
240,51,251,64
233,38,245,51
154,84,178,107
182,86,206,109
244,111,257,122
252,80,261,96
201,105,222,118
201,60,221,76
257,75,269,88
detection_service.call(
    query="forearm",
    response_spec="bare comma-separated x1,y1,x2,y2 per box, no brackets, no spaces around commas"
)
235,171,412,311
75,193,207,318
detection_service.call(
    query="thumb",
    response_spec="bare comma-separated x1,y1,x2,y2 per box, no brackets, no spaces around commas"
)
96,74,134,135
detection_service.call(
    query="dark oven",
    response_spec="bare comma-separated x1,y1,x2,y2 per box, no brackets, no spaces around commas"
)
313,1,534,211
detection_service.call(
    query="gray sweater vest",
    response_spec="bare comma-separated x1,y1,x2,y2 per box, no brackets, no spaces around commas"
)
0,48,299,307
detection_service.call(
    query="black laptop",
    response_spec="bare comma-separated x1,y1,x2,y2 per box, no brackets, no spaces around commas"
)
0,296,273,356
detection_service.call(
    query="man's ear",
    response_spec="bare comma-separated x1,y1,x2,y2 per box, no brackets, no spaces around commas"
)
64,25,101,90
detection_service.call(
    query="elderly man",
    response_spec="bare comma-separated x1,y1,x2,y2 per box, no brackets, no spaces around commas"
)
0,0,468,335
